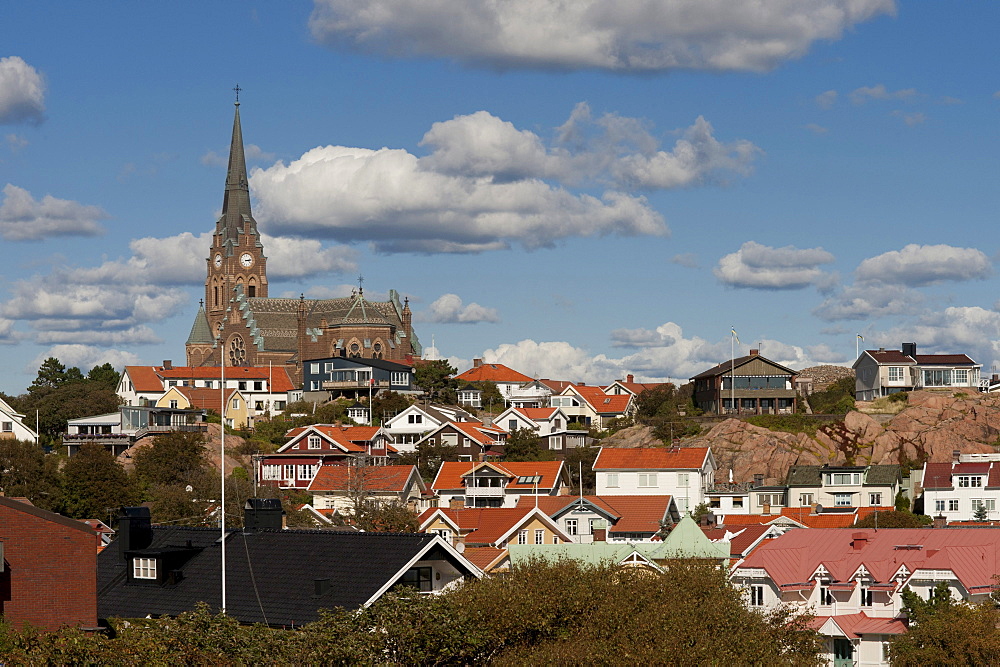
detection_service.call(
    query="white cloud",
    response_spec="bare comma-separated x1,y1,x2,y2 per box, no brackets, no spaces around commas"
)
804,123,828,134
29,345,142,377
5,133,27,152
805,343,849,364
34,326,162,346
309,0,895,73
714,241,835,290
855,244,992,286
610,324,677,348
850,84,917,105
873,307,1000,371
0,184,107,241
419,294,500,324
670,253,699,268
891,110,926,126
813,283,921,321
251,107,762,253
815,90,838,109
0,56,45,125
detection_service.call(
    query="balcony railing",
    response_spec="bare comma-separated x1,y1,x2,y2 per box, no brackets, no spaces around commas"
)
322,379,391,390
465,486,505,496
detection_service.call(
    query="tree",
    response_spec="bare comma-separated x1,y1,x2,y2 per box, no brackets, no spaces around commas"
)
132,431,210,490
371,391,410,425
853,510,931,529
974,503,989,521
564,445,599,494
86,362,120,390
476,381,504,412
890,584,1000,665
17,378,121,440
351,501,419,532
402,438,458,482
60,443,138,520
502,427,553,462
27,357,69,395
808,376,856,414
414,360,457,402
0,439,63,511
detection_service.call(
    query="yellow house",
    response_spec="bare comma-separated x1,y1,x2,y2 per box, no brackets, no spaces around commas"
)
157,386,250,429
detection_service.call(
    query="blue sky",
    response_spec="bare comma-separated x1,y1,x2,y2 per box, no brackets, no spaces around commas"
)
2,1,999,394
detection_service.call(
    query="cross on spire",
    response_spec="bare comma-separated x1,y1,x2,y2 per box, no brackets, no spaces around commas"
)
233,84,242,105
357,275,365,295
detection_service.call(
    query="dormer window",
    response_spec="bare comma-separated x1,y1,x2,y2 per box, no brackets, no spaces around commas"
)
133,557,157,580
958,475,984,488
308,435,322,449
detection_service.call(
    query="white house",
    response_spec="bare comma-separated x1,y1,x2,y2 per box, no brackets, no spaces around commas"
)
853,343,981,401
732,527,1000,667
0,396,38,443
432,460,568,509
382,404,474,452
922,453,1000,521
493,406,588,452
592,446,715,513
550,385,634,429
453,360,534,401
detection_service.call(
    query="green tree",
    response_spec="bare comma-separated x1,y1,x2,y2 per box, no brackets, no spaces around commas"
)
476,381,505,412
503,427,553,462
351,501,420,532
132,431,210,490
890,583,1000,665
808,375,856,414
974,503,989,521
0,439,63,510
86,362,120,390
18,379,121,440
60,443,138,520
371,391,410,425
414,359,457,402
27,357,69,395
564,444,599,494
853,509,931,529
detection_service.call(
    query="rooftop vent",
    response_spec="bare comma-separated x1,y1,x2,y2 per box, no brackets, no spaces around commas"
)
894,544,924,550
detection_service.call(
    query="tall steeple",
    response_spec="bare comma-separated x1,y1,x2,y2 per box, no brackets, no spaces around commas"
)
204,88,268,340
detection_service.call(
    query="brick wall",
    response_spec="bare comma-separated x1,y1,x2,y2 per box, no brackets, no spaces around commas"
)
0,499,97,630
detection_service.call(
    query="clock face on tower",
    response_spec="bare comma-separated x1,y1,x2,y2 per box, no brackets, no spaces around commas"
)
214,254,222,268
240,253,253,268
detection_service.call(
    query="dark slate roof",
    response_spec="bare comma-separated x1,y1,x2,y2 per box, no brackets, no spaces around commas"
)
186,306,216,345
98,527,466,626
690,354,798,380
216,104,264,257
785,465,901,486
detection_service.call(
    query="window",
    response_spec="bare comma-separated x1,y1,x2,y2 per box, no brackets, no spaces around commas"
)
553,535,560,544
888,366,904,382
169,400,178,409
517,475,541,485
677,473,690,487
757,493,783,507
308,435,322,449
282,464,295,481
565,519,578,536
262,464,280,480
391,372,409,386
535,529,544,544
133,557,157,580
834,493,853,507
254,381,263,391
860,587,873,607
958,476,983,488
310,381,319,391
638,472,658,488
827,473,862,486
310,363,320,374
732,497,744,508
948,499,959,512
398,566,433,592
238,381,247,391
800,493,814,506
518,530,528,545
954,369,969,384
255,401,264,411
433,529,452,544
508,420,518,431
749,585,765,606
819,586,833,606
231,398,240,409
935,499,946,512
606,473,619,488
869,493,882,506
298,464,317,480
549,436,563,450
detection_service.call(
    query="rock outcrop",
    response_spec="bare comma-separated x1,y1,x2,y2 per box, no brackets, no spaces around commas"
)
600,391,1000,484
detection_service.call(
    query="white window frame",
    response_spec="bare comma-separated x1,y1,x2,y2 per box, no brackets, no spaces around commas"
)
534,529,544,545
133,557,157,580
282,464,295,481
606,473,619,488
638,472,658,488
749,585,765,606
958,476,984,488
869,492,882,506
565,519,578,536
297,464,317,480
834,493,853,507
262,464,280,480
310,363,320,374
518,530,527,545
677,473,690,488
948,499,959,512
308,435,322,450
888,366,904,382
391,372,408,386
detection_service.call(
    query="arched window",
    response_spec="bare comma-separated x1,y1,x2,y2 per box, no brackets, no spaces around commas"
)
229,334,247,366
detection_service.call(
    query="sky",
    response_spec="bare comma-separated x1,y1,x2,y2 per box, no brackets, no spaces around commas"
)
2,1,1000,395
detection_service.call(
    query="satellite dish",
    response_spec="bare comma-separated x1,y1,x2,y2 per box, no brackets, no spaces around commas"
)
814,504,823,514
185,485,194,493
455,542,466,553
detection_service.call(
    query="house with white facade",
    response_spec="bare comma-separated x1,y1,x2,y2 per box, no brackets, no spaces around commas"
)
432,460,568,508
784,464,901,513
307,464,430,513
853,343,981,401
382,404,474,451
550,385,634,429
732,527,1000,667
256,424,395,489
454,360,534,401
0,396,38,443
519,495,680,543
592,446,715,513
921,453,1000,521
493,406,588,453
63,405,207,457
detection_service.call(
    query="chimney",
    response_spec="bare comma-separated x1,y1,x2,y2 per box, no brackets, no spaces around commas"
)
762,502,771,516
851,532,868,550
933,514,947,529
162,360,172,370
753,474,764,488
626,374,634,383
473,358,483,368
953,450,962,462
313,578,331,597
244,498,284,532
901,342,917,358
450,497,465,510
118,507,152,561
750,349,759,357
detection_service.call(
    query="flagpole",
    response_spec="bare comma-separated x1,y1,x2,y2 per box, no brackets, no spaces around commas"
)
220,355,226,615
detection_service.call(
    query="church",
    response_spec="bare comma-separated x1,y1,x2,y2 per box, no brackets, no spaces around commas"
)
185,99,421,385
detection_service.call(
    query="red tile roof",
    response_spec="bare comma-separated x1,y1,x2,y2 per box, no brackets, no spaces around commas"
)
174,386,239,413
513,407,559,421
516,494,675,535
809,613,907,638
451,421,507,445
308,464,419,493
538,379,577,393
568,385,632,414
923,460,1000,489
432,460,564,492
865,350,914,364
703,524,775,558
124,365,295,392
738,527,1000,591
462,546,507,571
455,364,534,384
914,354,976,365
420,507,536,545
593,446,710,471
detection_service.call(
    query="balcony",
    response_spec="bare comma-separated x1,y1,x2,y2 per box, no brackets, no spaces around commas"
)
465,486,505,497
322,379,391,390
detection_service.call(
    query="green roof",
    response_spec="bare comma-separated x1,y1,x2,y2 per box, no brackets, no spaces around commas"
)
185,306,215,345
652,515,730,560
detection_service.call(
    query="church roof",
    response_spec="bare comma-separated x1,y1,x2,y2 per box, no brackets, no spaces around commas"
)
186,306,215,345
340,291,390,326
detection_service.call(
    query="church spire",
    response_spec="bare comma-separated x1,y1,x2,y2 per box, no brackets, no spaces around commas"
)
218,88,255,248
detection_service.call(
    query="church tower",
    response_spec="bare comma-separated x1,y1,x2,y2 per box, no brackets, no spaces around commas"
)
204,94,268,340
